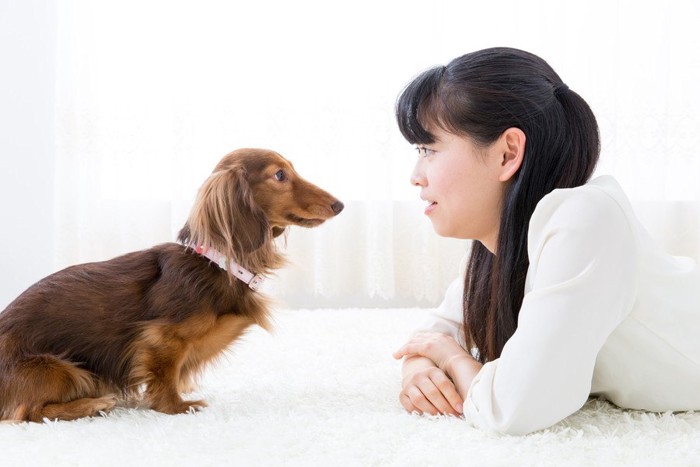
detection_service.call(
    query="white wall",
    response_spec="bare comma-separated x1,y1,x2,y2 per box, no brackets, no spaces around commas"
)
1,1,697,310
0,0,57,309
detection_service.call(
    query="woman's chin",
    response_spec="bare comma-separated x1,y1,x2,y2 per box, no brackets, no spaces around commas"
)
430,221,471,240
430,221,455,238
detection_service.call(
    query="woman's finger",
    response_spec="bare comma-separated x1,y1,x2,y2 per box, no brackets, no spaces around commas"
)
393,342,427,359
399,392,419,414
404,385,439,415
392,346,407,359
417,376,459,416
429,370,463,414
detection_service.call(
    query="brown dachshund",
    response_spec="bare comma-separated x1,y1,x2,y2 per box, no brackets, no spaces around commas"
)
0,148,343,422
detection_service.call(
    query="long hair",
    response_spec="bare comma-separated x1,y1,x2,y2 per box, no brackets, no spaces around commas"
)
396,47,600,362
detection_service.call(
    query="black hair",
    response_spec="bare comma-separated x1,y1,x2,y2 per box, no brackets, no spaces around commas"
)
396,47,600,362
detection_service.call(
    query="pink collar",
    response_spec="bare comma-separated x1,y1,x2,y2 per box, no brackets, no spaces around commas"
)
188,243,264,291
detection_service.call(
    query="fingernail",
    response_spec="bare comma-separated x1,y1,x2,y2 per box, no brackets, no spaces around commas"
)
456,403,463,414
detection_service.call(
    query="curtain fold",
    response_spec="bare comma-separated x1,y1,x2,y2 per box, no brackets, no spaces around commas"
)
53,0,700,307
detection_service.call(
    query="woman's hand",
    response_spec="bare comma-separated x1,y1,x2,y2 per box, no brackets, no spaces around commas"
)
398,356,463,416
393,332,471,373
394,333,483,408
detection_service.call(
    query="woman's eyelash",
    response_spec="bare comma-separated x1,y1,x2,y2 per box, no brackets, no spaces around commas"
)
416,147,436,157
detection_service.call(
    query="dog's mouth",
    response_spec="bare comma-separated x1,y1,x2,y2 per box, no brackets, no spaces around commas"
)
285,213,326,227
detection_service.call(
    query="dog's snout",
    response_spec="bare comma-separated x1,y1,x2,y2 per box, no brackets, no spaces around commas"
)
331,201,344,215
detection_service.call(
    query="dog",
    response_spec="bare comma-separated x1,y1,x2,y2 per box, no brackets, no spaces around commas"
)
0,148,343,422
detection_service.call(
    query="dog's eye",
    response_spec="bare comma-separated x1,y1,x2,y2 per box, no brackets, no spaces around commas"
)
275,170,286,182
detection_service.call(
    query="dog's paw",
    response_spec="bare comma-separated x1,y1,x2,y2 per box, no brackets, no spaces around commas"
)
170,399,207,414
182,399,208,414
94,395,118,415
151,398,208,415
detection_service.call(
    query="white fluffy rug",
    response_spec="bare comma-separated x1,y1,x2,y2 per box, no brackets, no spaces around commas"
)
2,308,699,466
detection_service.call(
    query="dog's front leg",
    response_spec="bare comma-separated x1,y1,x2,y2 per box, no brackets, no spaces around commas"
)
130,327,208,415
141,349,208,414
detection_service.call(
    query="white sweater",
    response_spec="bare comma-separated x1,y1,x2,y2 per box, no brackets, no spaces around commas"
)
419,176,700,435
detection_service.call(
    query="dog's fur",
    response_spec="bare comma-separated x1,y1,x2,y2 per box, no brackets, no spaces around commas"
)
0,148,343,422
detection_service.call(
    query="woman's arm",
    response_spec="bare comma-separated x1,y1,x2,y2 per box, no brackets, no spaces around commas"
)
445,353,483,401
395,277,468,416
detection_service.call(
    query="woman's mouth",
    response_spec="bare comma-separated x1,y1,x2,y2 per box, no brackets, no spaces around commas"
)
424,200,437,215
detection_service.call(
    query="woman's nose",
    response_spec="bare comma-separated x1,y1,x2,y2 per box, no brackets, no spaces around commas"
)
410,160,426,187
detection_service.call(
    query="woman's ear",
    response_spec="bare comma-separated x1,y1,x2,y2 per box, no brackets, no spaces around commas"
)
497,127,526,182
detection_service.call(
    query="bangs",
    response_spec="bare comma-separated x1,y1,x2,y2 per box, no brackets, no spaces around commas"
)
395,66,449,145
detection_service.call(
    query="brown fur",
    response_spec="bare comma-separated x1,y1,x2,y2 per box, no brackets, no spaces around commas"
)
0,148,343,422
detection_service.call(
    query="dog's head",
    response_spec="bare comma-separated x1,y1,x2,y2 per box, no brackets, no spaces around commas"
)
179,148,343,272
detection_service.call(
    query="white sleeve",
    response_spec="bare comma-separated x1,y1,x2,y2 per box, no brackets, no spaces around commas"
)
464,187,638,435
413,276,467,347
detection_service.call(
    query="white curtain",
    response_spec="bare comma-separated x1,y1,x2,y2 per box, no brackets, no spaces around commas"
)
53,0,700,308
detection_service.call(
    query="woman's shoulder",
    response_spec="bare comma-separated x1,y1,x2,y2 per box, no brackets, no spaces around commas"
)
527,175,638,261
530,175,633,232
525,176,640,296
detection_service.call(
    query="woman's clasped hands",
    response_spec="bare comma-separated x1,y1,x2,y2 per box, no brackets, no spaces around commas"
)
393,332,482,417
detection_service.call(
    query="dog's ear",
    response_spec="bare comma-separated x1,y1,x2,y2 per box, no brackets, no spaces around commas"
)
226,167,270,253
186,166,270,256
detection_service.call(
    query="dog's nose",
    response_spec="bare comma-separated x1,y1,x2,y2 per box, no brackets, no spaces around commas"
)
331,201,344,215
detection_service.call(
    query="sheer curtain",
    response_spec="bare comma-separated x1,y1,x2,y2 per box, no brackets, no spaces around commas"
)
53,0,700,308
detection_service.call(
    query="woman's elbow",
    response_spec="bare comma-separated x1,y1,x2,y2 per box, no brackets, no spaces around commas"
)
467,396,586,436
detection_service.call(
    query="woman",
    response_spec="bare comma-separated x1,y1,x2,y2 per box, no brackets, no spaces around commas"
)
392,47,700,435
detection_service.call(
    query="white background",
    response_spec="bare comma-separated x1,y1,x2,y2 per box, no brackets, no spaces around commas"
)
1,0,699,309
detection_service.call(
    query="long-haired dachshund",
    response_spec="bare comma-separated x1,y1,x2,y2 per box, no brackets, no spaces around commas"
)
0,148,343,422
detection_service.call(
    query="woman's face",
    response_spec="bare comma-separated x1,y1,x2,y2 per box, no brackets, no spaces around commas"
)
410,127,507,253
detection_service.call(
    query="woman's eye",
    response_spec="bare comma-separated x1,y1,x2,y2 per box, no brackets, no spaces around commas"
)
275,169,286,181
416,146,435,158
